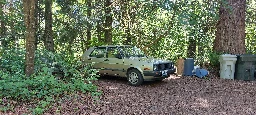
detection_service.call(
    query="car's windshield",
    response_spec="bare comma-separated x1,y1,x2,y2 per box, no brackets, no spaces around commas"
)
121,46,146,58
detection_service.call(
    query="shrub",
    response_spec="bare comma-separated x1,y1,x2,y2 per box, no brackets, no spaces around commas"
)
0,48,25,75
208,51,222,68
0,48,100,113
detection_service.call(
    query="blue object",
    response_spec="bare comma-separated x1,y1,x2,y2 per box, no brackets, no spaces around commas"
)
195,69,208,78
183,58,194,76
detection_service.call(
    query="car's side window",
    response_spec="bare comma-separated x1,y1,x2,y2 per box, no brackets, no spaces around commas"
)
89,48,106,58
107,47,120,58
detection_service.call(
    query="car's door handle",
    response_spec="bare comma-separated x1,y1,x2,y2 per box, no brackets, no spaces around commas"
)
88,58,92,60
104,59,109,61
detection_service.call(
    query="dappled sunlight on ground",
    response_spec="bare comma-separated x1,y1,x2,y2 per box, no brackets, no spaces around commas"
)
192,98,210,108
85,76,256,114
2,75,256,114
165,74,181,80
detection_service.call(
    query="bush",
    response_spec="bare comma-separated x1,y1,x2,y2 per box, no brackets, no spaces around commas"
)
0,48,100,113
0,48,25,75
208,51,222,68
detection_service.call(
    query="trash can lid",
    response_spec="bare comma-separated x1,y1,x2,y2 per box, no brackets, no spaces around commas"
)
239,54,256,57
239,54,256,61
219,54,237,61
220,54,237,58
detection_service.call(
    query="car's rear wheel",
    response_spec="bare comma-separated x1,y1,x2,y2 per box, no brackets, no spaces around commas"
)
127,69,143,86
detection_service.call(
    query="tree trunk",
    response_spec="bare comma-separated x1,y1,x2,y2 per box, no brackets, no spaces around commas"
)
125,25,131,45
97,21,102,42
104,0,112,44
9,0,16,47
44,0,54,51
120,0,131,45
213,0,246,54
86,0,92,48
34,0,39,49
187,37,196,58
0,2,7,47
23,0,36,76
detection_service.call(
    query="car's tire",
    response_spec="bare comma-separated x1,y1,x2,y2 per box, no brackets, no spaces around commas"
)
127,69,144,86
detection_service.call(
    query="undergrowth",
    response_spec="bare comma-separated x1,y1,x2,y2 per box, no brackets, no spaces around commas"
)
0,48,101,114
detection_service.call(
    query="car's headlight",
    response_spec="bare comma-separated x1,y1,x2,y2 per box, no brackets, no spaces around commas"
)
171,62,175,68
153,64,158,71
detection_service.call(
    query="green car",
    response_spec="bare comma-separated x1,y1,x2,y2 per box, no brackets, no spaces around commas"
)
81,45,176,86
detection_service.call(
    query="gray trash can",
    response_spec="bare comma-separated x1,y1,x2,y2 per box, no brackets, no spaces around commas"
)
219,54,237,79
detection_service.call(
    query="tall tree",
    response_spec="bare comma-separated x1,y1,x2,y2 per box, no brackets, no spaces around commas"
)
23,0,36,76
86,0,92,48
0,1,6,47
44,0,54,51
34,0,40,49
93,0,103,44
96,20,103,43
213,0,246,54
8,0,14,43
187,37,196,58
120,0,135,45
121,0,129,45
104,0,112,44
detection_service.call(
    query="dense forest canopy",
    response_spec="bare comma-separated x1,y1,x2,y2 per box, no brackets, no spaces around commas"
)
1,0,255,56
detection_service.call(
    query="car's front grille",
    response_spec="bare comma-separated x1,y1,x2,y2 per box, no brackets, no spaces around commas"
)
155,63,173,70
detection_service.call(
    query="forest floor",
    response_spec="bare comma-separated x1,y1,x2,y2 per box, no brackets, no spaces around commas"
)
3,72,256,114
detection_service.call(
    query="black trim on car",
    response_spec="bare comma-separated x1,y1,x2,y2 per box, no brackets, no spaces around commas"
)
143,68,176,77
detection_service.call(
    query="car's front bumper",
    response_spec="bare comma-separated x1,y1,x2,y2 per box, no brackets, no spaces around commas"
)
143,68,176,81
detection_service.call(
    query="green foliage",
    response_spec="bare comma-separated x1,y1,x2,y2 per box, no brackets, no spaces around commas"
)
1,0,255,113
0,1,25,48
0,48,25,75
0,48,100,113
208,51,222,67
32,106,44,115
245,0,256,53
1,0,256,65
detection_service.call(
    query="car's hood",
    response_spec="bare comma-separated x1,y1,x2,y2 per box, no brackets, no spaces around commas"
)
127,57,171,64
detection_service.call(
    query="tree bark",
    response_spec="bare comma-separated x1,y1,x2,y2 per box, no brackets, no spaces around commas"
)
0,2,7,47
104,0,112,44
34,0,39,49
44,0,54,51
86,0,92,48
213,0,246,54
120,0,131,45
125,24,132,45
23,0,36,76
187,37,196,58
97,21,102,42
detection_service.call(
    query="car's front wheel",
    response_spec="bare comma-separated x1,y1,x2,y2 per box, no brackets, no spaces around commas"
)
127,69,143,86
